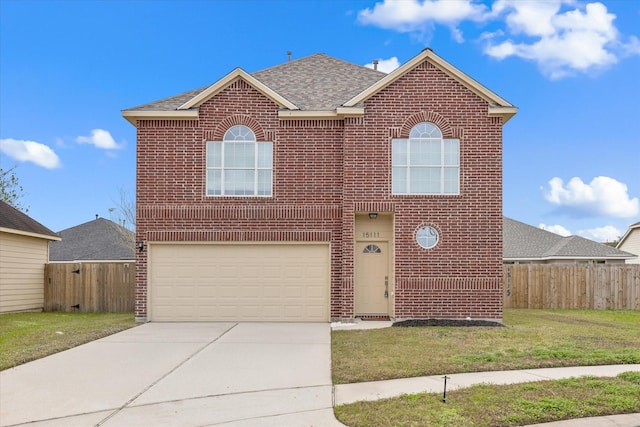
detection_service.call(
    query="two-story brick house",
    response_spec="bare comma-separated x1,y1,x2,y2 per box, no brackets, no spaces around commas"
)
123,48,516,322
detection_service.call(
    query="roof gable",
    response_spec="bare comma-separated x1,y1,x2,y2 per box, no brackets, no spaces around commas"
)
617,221,640,248
345,48,517,122
177,67,298,111
0,201,59,240
49,218,135,261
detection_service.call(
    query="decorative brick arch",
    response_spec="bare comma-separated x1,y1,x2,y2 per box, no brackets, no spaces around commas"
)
400,111,453,138
206,115,265,141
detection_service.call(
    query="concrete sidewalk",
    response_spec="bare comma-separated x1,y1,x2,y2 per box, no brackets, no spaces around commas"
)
334,364,640,405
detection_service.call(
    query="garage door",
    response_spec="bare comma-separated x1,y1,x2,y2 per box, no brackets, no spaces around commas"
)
148,243,330,321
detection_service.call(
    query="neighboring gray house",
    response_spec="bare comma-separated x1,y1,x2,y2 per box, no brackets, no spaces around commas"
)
503,217,635,265
0,201,60,313
49,217,135,261
617,221,640,264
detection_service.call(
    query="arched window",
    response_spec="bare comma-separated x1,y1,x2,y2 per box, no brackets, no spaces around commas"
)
392,122,459,194
224,124,256,141
206,125,273,196
363,244,382,254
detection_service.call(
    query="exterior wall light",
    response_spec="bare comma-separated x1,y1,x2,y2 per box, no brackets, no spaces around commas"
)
137,240,144,252
368,212,378,219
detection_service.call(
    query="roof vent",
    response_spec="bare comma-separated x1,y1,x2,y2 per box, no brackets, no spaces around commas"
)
287,51,292,62
373,59,379,71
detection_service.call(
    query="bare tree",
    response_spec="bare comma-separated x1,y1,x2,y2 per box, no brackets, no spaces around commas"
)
110,187,135,231
0,165,29,212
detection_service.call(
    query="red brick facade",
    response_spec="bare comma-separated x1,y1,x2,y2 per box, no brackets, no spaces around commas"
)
133,55,508,321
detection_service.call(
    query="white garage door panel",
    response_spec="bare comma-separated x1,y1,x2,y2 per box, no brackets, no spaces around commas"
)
149,244,330,321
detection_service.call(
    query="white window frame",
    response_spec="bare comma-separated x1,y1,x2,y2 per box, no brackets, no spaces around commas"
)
392,122,460,195
416,226,439,249
206,125,273,197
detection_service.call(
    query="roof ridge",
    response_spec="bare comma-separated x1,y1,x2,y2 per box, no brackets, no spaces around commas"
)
57,217,132,233
251,53,384,76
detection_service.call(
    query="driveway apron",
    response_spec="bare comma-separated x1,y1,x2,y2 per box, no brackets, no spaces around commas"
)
0,322,343,426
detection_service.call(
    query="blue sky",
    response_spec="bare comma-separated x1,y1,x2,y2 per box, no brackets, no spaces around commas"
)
1,0,639,242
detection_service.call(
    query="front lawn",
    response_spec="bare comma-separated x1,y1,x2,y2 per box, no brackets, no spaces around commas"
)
0,312,137,370
332,309,640,384
335,372,640,427
332,309,640,426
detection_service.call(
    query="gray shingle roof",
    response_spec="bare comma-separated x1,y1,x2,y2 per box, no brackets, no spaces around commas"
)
503,216,634,260
124,53,386,113
124,85,209,112
49,218,135,261
252,53,386,111
0,200,59,239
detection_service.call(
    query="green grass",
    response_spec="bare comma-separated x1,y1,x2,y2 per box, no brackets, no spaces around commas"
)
334,372,640,427
0,312,137,370
333,309,640,426
332,309,640,384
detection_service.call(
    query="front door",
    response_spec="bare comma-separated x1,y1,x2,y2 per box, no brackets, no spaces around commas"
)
355,241,389,315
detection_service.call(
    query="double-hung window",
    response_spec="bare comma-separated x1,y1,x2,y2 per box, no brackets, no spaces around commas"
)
206,125,273,196
392,122,459,195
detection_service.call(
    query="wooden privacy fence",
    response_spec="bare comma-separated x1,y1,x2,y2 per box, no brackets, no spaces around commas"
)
44,262,135,312
504,264,640,310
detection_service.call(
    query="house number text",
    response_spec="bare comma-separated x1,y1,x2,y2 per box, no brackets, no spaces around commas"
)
362,231,381,238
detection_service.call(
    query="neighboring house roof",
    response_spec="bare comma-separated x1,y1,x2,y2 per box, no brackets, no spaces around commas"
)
617,221,640,248
0,200,59,241
503,216,635,262
49,218,135,261
123,49,517,124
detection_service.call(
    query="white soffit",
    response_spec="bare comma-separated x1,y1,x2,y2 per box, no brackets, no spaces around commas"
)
121,110,198,125
0,227,61,241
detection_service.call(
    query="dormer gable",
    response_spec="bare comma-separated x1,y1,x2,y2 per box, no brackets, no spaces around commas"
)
177,68,298,111
122,68,298,126
344,48,517,123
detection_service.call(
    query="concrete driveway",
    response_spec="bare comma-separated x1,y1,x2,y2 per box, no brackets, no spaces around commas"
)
0,322,343,426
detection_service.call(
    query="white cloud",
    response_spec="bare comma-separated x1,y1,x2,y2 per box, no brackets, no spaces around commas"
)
76,129,121,150
357,0,640,79
539,223,572,236
490,0,562,37
365,57,401,73
358,0,488,42
483,1,636,79
577,225,622,242
543,176,639,218
620,35,640,57
0,138,61,169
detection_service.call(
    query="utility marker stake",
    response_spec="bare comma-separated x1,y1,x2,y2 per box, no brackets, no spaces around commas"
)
442,375,450,403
